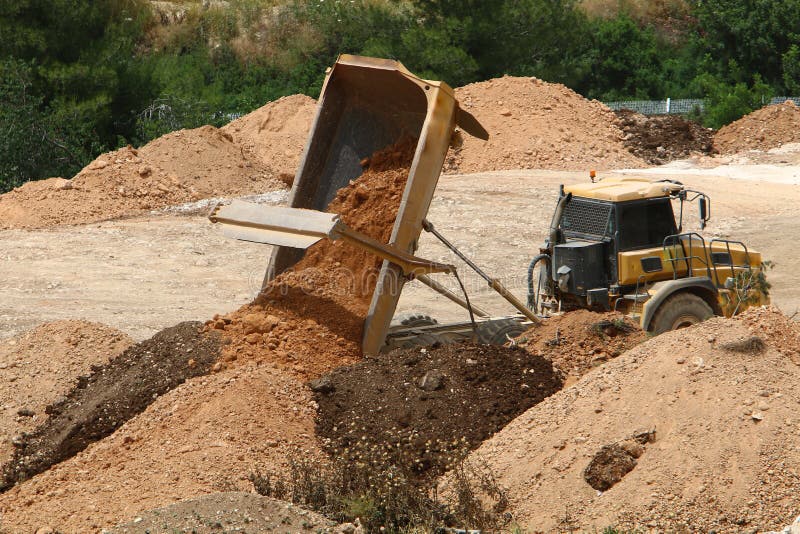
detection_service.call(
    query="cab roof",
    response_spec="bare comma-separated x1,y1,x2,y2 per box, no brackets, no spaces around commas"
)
564,176,683,202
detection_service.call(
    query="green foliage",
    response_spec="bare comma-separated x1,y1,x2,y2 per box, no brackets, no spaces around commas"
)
0,59,47,190
691,0,800,92
694,73,774,128
3,0,800,192
0,0,155,189
783,45,800,95
581,14,665,99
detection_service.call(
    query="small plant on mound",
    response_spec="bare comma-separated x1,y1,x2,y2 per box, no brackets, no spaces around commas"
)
250,438,510,533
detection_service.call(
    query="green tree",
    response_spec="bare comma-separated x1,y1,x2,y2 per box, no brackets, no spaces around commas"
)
410,0,593,86
691,0,800,92
581,14,667,100
0,0,154,186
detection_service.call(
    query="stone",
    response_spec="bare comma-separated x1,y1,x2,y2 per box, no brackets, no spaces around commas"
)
418,369,445,391
309,376,335,395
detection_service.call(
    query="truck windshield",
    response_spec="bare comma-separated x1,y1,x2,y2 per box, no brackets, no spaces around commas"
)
617,199,677,250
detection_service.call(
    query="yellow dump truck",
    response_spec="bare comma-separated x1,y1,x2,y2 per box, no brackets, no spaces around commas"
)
211,55,769,353
528,176,769,333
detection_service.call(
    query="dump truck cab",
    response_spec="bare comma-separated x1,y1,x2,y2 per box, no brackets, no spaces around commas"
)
531,176,769,333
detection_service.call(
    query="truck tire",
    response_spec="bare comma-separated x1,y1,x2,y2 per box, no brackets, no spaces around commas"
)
476,318,527,345
649,292,714,335
397,333,448,350
391,313,438,328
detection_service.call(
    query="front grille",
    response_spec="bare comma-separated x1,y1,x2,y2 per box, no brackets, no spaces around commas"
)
560,198,613,238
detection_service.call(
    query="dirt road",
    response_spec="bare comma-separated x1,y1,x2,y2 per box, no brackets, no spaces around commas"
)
2,165,798,341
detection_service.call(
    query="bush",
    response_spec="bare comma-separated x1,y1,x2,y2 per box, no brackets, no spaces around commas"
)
250,437,510,533
695,73,774,129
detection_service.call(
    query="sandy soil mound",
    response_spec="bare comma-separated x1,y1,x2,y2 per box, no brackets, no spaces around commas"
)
223,94,317,180
451,307,800,532
615,110,715,164
519,310,646,382
0,321,133,469
715,100,800,154
1,322,220,491
445,76,646,173
112,492,335,533
209,140,414,380
0,363,322,533
315,342,562,476
0,125,283,230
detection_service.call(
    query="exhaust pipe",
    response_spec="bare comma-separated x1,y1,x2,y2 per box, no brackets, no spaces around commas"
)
548,189,572,247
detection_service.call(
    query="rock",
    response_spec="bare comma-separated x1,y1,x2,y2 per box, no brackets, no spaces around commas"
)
418,369,445,391
17,408,35,417
309,376,335,394
243,313,278,335
619,440,645,458
758,401,770,411
245,333,262,344
138,165,152,177
35,527,54,534
752,411,765,421
584,443,638,491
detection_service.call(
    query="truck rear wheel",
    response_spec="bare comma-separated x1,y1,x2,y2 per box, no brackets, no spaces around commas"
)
476,318,527,345
649,292,714,335
391,313,438,328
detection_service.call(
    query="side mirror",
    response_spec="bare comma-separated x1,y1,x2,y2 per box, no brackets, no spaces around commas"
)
699,197,708,229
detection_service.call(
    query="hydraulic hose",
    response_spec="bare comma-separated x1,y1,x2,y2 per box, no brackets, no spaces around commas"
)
527,254,551,310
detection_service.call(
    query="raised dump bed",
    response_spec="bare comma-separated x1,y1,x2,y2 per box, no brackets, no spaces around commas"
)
260,54,487,354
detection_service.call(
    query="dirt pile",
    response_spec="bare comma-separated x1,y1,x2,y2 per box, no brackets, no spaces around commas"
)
0,125,282,229
0,321,133,469
0,363,322,532
519,310,646,382
615,109,715,164
111,492,335,533
715,100,800,154
210,140,414,380
0,322,220,491
314,342,562,476
452,307,800,532
223,94,318,180
445,76,646,173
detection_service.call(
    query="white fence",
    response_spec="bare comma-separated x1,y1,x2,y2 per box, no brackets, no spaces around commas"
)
604,96,800,115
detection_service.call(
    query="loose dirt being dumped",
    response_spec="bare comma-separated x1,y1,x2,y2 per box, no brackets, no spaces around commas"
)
0,321,133,468
615,109,715,164
0,322,220,491
0,125,283,230
715,100,800,154
210,139,415,380
454,307,800,532
314,342,562,476
223,94,318,180
519,310,646,382
445,76,646,173
0,363,322,533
